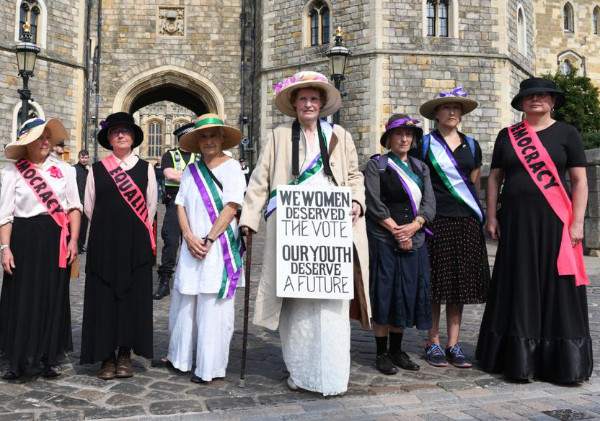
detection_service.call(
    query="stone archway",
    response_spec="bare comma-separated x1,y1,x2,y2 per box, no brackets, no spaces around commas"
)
111,65,225,117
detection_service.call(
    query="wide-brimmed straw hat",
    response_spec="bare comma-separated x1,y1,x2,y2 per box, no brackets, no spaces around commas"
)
511,77,565,111
419,86,478,120
273,71,342,118
97,112,144,150
380,114,423,148
178,113,242,152
5,118,68,160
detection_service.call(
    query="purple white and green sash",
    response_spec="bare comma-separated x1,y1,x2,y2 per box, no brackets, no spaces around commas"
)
264,120,332,219
189,161,244,299
376,153,433,236
425,133,484,223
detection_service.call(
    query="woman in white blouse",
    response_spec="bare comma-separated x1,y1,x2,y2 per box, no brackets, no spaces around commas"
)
0,118,81,380
165,113,246,383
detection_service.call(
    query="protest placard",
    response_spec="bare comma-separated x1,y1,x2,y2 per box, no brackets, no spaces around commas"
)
276,185,353,299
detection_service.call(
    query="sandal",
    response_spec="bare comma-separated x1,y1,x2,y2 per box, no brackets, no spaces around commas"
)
42,365,61,378
2,368,21,380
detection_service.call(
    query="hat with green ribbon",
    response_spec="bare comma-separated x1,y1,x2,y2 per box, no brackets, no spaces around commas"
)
178,113,242,152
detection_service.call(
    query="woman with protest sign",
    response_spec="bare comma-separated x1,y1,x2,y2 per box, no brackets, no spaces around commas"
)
80,112,157,380
165,114,246,383
0,118,81,380
415,87,489,368
239,71,369,396
477,78,592,383
364,114,435,374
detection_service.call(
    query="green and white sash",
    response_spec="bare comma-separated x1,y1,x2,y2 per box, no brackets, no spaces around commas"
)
264,120,333,219
425,133,484,223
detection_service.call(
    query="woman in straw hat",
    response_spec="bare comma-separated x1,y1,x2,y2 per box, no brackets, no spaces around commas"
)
365,114,435,375
239,71,369,396
80,112,157,380
0,118,82,380
416,87,489,369
165,114,246,383
477,78,592,383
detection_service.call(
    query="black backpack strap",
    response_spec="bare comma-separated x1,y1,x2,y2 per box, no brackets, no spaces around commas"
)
408,156,425,181
292,120,301,177
317,120,332,176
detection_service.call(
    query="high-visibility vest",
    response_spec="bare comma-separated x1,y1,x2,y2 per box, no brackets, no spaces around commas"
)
164,149,197,187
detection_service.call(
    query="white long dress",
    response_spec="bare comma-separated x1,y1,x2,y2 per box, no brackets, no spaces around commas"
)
167,158,246,381
278,133,351,396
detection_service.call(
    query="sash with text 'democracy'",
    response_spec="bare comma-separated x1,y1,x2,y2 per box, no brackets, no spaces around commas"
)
188,161,244,299
507,120,588,286
264,119,333,219
426,132,484,223
14,158,70,268
101,155,156,255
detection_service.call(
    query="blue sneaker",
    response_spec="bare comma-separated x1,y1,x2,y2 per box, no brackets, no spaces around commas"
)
425,343,448,367
445,344,472,368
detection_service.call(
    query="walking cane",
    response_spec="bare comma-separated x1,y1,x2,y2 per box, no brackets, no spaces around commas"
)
239,231,252,387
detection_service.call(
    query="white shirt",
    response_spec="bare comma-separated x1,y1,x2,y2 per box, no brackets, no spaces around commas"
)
0,155,82,226
84,153,157,222
174,159,246,295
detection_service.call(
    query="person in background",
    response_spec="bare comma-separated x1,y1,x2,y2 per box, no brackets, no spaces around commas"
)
154,162,165,203
239,158,250,184
74,150,90,253
153,122,199,300
50,140,66,160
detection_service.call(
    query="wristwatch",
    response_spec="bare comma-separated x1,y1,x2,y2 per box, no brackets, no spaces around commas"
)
0,244,10,251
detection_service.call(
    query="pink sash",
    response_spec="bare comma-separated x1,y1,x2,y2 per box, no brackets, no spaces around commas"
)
508,120,589,286
101,155,156,254
14,158,70,268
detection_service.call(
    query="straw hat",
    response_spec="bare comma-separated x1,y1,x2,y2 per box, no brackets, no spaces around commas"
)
273,71,342,118
5,118,68,160
511,77,565,111
97,112,144,150
419,86,478,120
380,114,423,148
178,114,242,153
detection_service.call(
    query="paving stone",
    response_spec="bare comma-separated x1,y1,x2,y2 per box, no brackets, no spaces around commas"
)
436,381,478,391
148,380,191,393
149,399,206,415
73,389,105,401
6,398,51,410
143,390,179,401
205,396,256,411
108,382,145,395
258,393,319,406
105,393,144,406
0,414,34,421
39,410,81,421
47,394,97,409
84,405,146,419
542,409,596,420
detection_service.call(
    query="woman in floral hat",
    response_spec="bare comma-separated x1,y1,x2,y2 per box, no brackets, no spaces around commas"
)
0,118,81,380
240,71,369,396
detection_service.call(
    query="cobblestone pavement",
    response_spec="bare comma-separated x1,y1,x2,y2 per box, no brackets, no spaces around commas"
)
0,207,598,420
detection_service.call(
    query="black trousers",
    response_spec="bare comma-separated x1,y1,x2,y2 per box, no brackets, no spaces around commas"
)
78,213,88,249
157,200,181,280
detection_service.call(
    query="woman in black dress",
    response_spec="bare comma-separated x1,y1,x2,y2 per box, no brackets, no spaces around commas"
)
81,112,157,380
477,78,593,383
0,118,81,379
365,114,435,375
417,88,490,368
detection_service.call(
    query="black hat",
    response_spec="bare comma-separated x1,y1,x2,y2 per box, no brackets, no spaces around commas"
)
511,78,565,111
97,112,144,150
55,141,65,147
380,114,423,148
173,122,195,141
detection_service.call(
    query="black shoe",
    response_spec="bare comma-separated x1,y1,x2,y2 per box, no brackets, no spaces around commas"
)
153,281,170,300
392,351,420,371
190,374,207,384
376,353,398,375
2,368,20,380
78,246,86,254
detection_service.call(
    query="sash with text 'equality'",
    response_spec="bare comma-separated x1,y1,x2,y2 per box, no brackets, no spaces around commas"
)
101,155,156,255
189,161,244,299
264,119,333,219
375,153,433,236
14,158,70,268
425,133,484,223
508,120,589,286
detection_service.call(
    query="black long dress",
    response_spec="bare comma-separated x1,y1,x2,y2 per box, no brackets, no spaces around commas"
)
80,160,153,364
476,121,593,383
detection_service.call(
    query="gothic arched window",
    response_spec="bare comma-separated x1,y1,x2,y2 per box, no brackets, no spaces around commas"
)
307,1,331,46
148,121,163,157
517,6,526,55
426,0,450,38
593,6,599,35
18,0,40,42
563,2,574,33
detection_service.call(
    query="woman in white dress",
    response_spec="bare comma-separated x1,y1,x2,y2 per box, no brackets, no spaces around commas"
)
239,71,370,396
166,114,246,383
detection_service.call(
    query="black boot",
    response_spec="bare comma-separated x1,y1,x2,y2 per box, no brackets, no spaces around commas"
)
153,276,170,300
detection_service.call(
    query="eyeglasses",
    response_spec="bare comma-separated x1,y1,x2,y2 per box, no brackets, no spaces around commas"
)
108,127,134,137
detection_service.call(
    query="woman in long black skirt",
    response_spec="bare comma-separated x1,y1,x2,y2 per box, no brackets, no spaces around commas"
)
0,118,81,380
365,114,435,374
477,78,593,383
80,112,157,380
